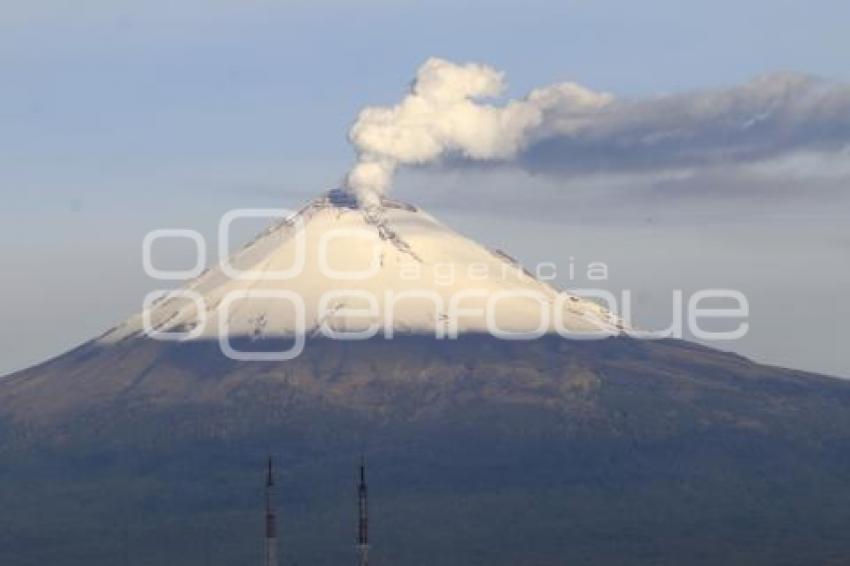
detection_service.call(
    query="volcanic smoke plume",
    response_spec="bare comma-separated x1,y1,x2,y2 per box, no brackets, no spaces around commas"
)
343,57,613,205
343,58,850,205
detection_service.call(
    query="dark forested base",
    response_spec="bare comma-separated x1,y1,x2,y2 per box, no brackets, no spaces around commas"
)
1,335,850,565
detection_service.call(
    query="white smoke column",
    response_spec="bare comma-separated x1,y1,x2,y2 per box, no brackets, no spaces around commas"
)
344,57,614,205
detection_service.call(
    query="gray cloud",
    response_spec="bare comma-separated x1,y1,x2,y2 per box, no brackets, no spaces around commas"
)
345,60,850,202
520,72,850,177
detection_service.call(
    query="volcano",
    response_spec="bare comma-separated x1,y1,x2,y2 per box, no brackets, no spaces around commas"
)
105,189,620,346
1,191,849,566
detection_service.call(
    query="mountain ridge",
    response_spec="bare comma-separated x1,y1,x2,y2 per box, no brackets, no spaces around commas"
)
2,191,850,565
101,190,622,348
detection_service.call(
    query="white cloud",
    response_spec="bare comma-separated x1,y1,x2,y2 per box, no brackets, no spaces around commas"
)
344,58,850,203
344,57,613,204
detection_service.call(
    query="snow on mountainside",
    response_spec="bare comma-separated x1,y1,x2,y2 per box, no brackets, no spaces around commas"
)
101,190,622,345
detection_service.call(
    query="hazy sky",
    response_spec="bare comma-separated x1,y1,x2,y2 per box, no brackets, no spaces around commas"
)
1,0,848,377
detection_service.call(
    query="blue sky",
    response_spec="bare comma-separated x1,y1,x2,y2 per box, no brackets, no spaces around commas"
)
1,0,848,376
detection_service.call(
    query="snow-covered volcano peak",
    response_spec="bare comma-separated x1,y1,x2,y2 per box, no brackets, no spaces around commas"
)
102,191,622,345
314,187,417,212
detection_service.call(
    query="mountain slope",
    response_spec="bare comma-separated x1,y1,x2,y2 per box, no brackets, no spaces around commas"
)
103,190,619,346
2,335,850,566
1,193,849,566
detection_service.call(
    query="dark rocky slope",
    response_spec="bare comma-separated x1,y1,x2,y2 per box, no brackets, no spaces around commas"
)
1,335,849,565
